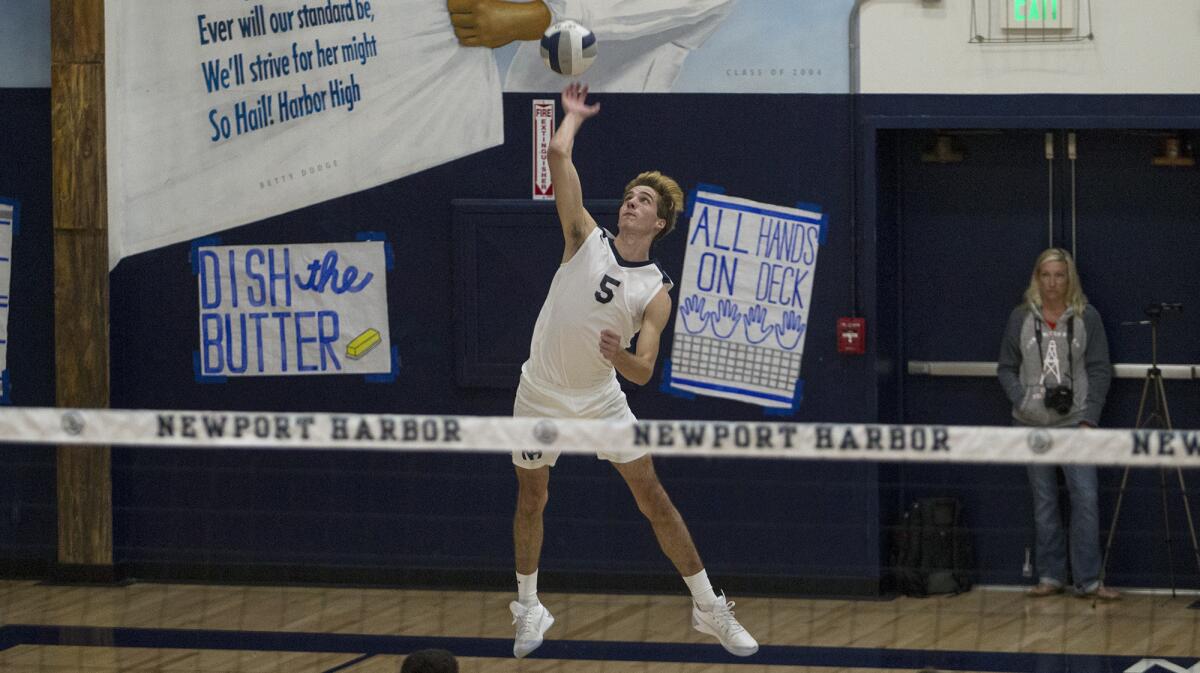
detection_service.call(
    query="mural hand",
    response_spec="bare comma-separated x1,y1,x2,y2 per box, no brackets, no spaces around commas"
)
447,0,550,48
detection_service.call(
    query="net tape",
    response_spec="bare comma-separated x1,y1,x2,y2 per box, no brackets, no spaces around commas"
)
0,407,1197,466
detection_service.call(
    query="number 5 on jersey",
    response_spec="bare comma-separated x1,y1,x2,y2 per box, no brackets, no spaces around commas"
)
594,274,622,304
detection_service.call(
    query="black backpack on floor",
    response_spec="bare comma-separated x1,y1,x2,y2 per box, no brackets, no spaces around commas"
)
891,497,975,597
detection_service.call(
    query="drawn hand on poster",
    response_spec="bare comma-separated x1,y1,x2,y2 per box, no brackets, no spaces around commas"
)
679,295,710,334
710,299,742,338
677,294,808,350
742,304,773,345
774,310,806,351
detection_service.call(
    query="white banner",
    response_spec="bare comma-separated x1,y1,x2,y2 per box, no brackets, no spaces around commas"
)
2,407,1199,467
196,241,391,376
106,0,503,268
667,190,824,410
0,200,13,401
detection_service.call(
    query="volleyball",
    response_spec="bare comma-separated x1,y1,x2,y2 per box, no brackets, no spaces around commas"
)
540,20,597,77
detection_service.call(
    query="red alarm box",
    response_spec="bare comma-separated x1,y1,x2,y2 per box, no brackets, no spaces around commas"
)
837,317,866,355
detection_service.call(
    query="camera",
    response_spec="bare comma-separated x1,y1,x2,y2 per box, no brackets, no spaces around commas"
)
1044,385,1074,415
1145,302,1183,317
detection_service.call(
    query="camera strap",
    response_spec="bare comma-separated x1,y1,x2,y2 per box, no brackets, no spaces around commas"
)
1034,313,1074,384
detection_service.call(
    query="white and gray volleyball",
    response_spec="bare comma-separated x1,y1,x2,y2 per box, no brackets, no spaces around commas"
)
540,20,597,77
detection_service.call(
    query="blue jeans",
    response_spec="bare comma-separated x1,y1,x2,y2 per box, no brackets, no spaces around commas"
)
1027,464,1101,592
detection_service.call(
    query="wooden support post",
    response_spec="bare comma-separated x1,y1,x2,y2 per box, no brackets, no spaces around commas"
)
51,0,115,582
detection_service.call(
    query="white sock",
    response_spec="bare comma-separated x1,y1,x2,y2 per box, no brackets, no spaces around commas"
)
517,570,539,606
683,569,718,606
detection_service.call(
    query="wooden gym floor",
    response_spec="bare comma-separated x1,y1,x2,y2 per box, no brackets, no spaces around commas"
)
0,580,1196,672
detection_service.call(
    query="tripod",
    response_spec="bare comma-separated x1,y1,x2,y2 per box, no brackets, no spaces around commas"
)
1099,307,1200,599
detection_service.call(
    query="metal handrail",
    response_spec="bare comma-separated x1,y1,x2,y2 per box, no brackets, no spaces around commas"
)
907,361,1200,380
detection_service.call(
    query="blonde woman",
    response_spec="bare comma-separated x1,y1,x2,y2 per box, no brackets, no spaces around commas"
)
997,248,1118,600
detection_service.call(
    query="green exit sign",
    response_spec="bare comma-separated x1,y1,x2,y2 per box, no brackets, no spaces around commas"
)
1015,0,1059,22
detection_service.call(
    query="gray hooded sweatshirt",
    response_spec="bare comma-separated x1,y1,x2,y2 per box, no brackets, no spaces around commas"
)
997,304,1111,427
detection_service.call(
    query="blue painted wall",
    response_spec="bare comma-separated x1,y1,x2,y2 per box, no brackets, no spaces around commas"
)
0,89,56,570
102,93,877,592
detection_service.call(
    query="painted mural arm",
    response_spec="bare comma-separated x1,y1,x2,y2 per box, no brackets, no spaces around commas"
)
548,82,600,261
600,288,671,386
447,0,551,48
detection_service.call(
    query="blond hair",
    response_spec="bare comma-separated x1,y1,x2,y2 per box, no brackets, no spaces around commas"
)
624,171,683,242
1024,247,1088,316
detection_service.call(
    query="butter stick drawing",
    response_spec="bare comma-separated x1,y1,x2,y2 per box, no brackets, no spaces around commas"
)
346,328,381,360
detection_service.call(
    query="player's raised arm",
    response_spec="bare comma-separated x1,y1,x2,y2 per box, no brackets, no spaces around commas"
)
548,82,600,262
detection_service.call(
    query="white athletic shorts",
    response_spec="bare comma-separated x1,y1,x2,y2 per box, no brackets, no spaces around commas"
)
512,369,646,469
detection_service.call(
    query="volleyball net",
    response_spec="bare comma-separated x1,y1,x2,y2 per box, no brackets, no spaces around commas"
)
1,406,1197,467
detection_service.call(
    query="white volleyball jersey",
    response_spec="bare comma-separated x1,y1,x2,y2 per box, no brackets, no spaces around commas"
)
524,227,673,389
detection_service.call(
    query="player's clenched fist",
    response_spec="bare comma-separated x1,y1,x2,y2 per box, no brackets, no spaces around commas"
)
447,0,551,49
598,329,622,362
